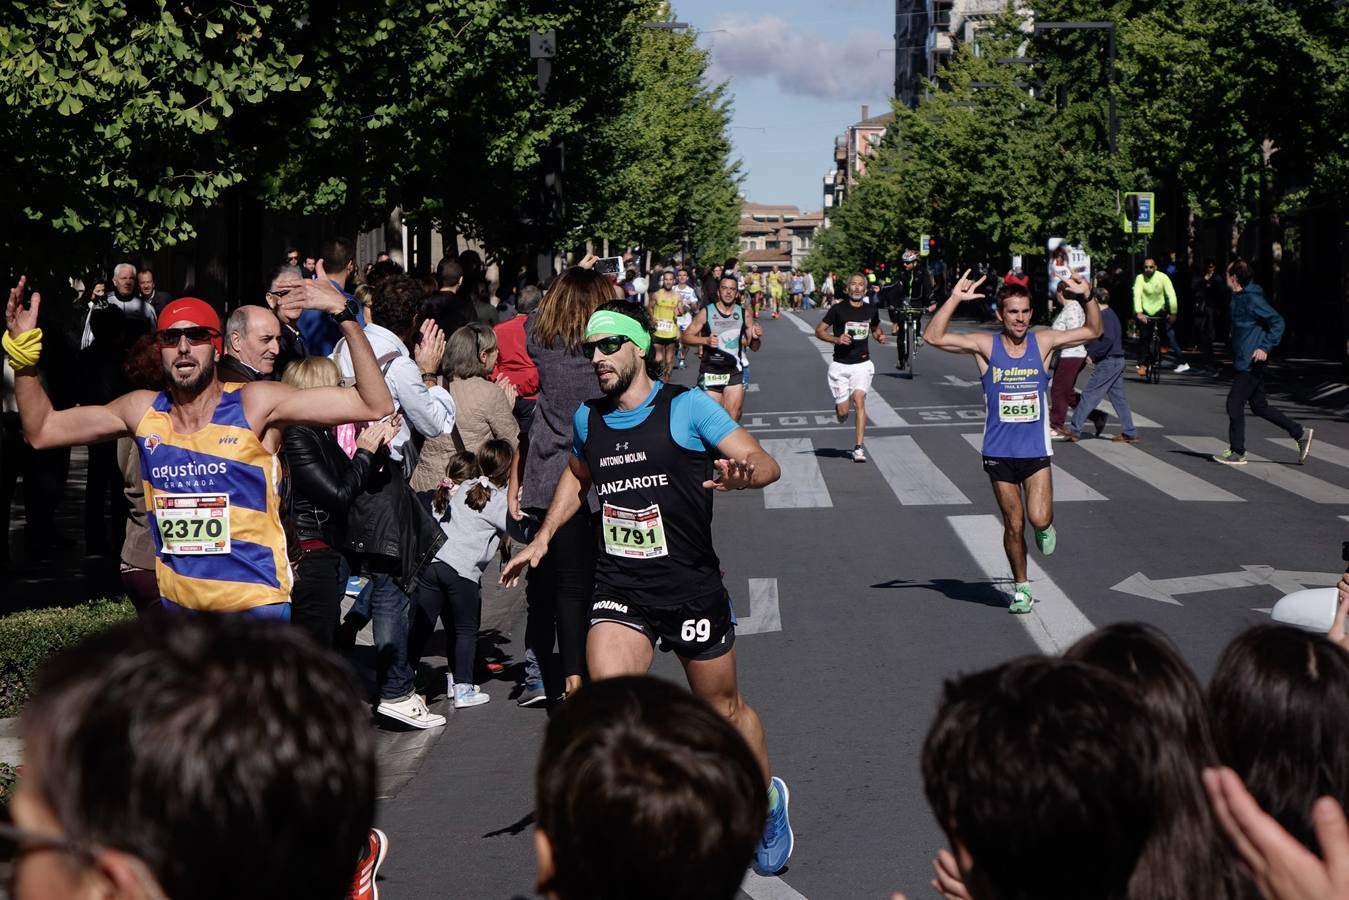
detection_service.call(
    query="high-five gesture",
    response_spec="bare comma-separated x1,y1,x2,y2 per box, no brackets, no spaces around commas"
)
5,276,40,338
947,269,987,304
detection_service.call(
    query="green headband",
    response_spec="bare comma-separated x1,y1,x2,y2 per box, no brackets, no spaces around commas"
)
585,309,651,353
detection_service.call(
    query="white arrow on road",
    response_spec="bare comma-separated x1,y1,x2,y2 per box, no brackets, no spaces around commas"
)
1111,565,1340,606
941,374,980,388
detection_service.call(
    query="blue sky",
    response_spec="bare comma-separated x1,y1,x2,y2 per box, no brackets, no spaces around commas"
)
672,0,896,213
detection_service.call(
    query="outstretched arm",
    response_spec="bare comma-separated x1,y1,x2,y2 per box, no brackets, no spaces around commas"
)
923,269,988,354
706,427,780,491
6,278,145,448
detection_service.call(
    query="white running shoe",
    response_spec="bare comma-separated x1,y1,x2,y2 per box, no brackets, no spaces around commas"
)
852,445,867,463
1174,363,1191,373
376,693,446,729
453,682,491,709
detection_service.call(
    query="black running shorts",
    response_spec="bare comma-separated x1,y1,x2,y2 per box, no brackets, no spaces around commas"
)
590,589,736,661
982,455,1052,484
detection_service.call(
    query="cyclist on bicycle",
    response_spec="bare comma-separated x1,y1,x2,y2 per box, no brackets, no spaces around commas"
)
878,249,936,370
1132,257,1190,376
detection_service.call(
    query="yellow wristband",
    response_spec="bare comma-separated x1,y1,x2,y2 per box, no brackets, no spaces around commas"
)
2,328,42,369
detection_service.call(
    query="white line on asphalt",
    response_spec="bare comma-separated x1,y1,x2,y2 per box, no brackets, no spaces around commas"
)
741,871,811,900
1096,399,1161,428
958,434,1106,501
948,514,1096,654
1269,436,1349,468
761,438,833,509
783,311,816,335
747,383,760,392
865,389,907,427
738,579,783,635
871,435,972,505
744,421,992,432
1167,436,1349,504
1074,438,1242,502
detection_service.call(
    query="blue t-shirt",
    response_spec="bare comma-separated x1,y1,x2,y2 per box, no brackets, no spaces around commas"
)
572,382,739,458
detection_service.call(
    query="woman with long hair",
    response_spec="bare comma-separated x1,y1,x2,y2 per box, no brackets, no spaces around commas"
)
516,263,616,704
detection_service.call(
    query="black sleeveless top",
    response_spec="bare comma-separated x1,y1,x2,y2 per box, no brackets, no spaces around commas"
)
582,384,722,607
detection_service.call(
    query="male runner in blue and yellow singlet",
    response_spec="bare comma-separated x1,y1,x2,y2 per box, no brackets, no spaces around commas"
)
924,271,1101,613
4,263,394,618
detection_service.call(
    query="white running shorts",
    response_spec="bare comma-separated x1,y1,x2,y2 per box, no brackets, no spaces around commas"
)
827,360,875,403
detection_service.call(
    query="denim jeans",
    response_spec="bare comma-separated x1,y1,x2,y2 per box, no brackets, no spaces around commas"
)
1069,357,1136,437
367,571,414,700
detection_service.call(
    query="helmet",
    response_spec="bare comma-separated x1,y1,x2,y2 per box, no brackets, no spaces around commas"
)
901,250,920,263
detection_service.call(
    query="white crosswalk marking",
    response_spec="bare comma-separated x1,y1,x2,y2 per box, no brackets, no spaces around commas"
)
760,438,833,509
958,433,1106,501
737,578,783,635
1095,399,1161,428
864,389,906,427
1269,436,1348,468
741,871,810,900
1074,439,1242,502
1167,436,1349,504
870,435,971,505
948,514,1096,654
783,310,815,335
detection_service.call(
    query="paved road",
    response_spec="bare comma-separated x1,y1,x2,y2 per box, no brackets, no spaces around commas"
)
375,308,1349,900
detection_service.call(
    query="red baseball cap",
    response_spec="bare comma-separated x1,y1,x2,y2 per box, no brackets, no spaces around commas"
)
159,297,222,353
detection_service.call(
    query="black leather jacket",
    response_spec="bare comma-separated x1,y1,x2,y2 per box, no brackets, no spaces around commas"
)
344,452,447,594
283,425,376,546
878,268,932,309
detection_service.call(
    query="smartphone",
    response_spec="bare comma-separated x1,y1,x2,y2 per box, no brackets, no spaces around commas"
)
595,256,623,277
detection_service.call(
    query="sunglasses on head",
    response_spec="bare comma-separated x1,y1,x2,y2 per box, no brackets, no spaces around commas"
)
157,326,219,347
582,335,632,358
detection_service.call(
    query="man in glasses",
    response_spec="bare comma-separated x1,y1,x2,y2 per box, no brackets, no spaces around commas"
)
682,273,762,422
878,249,935,371
5,616,376,900
3,260,394,620
1132,256,1190,376
502,301,795,878
264,266,308,376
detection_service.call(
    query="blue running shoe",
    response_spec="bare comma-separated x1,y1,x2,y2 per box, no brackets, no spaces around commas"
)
754,776,794,876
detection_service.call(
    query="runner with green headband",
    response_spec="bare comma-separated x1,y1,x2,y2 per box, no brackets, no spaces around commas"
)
500,300,796,877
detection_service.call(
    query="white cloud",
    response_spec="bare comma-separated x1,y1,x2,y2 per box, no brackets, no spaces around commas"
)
703,14,893,101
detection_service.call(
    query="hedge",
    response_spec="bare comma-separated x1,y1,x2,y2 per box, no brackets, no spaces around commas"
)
0,599,136,718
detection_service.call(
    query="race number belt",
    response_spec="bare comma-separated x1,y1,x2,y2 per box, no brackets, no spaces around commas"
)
154,492,231,555
702,372,732,387
998,391,1041,424
601,502,668,559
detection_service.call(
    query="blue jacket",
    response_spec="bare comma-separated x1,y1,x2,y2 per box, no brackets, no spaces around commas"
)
297,280,366,357
1229,282,1283,371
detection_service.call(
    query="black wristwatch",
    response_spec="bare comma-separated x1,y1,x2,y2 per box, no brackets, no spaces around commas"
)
331,305,357,324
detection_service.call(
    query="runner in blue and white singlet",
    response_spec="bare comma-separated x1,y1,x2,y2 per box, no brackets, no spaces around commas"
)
924,270,1101,614
981,333,1052,459
682,273,761,422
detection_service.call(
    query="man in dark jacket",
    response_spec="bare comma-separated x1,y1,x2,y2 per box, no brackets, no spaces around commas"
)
877,249,934,369
1212,259,1313,466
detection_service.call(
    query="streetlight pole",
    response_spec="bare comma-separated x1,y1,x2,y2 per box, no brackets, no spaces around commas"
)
1031,22,1117,157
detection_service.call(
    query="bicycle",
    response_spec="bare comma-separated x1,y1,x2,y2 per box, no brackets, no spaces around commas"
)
894,306,924,377
1141,315,1165,384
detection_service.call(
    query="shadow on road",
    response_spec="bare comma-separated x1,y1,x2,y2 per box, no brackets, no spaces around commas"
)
870,577,1008,609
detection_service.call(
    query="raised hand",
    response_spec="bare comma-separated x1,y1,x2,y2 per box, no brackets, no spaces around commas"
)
414,319,446,374
5,277,40,337
494,373,518,406
704,457,756,491
947,269,987,304
285,259,348,316
578,254,599,270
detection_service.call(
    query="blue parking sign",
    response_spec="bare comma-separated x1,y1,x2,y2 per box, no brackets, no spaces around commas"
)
1123,192,1155,234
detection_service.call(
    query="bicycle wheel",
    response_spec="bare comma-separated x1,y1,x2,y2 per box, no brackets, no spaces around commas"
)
906,319,917,376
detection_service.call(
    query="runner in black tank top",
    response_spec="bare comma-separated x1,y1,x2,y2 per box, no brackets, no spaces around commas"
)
501,300,795,877
682,273,761,422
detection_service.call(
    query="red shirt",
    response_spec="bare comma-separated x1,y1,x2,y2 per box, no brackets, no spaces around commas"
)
492,314,539,400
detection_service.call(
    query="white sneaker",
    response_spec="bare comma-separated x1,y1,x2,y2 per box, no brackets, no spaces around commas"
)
1174,363,1191,373
852,445,867,463
453,682,491,709
376,693,446,729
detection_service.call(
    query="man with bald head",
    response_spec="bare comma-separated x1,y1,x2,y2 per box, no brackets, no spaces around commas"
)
219,305,281,383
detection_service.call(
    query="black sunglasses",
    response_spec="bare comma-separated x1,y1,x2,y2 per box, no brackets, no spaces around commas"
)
582,336,632,358
1143,266,1157,271
157,326,219,347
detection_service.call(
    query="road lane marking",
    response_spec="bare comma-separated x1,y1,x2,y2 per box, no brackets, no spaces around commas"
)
784,310,816,334
761,438,832,509
741,871,810,900
958,433,1106,501
738,579,783,635
948,514,1096,654
864,389,907,427
1268,436,1349,469
871,436,971,505
1095,399,1161,428
1074,439,1242,501
1167,436,1349,503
